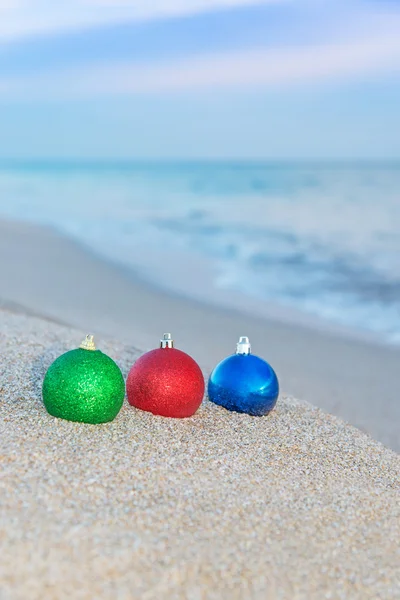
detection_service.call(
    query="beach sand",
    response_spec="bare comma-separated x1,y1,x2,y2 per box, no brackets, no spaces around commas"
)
0,308,399,599
0,218,399,452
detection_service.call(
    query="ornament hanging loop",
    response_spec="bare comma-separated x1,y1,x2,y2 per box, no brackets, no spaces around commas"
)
160,333,174,349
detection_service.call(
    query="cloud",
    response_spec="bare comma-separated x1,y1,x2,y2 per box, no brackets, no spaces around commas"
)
0,0,399,98
2,24,400,99
113,34,400,93
0,0,289,40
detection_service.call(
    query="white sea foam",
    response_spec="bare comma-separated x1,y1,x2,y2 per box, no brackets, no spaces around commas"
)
0,162,399,343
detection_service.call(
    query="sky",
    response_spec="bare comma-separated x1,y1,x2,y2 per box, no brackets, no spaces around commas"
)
0,0,400,160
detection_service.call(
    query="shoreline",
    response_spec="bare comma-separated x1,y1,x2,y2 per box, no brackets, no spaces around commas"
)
93,239,392,350
0,217,399,451
1,159,400,348
2,215,394,351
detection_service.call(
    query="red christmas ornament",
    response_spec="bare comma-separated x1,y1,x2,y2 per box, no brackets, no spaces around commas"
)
127,333,205,418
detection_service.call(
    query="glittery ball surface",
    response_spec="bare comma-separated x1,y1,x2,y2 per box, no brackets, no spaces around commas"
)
42,348,125,424
127,347,205,418
208,353,279,416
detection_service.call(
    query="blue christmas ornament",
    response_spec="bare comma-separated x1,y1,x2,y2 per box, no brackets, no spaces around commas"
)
208,337,279,416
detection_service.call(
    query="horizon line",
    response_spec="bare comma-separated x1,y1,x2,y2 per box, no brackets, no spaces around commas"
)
1,157,400,167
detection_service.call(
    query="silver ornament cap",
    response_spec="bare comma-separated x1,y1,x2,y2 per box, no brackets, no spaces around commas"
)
160,333,174,348
236,336,251,355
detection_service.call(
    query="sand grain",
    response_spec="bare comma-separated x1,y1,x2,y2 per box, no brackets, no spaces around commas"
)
0,309,399,599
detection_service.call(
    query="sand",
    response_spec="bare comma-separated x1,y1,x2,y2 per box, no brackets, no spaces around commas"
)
0,308,399,599
0,218,399,452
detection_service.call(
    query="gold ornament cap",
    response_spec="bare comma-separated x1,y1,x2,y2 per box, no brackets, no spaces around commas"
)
80,335,96,351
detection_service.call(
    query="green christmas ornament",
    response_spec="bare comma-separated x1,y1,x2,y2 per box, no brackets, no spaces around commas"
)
42,335,125,424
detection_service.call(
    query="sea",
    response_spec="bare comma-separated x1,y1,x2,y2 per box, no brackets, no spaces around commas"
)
0,161,399,344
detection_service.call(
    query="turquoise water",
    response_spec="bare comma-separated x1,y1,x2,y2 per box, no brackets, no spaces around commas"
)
0,161,399,343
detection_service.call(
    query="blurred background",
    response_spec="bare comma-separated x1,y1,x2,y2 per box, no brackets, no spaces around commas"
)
0,0,400,344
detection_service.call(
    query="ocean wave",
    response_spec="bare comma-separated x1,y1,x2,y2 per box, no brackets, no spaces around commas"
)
1,161,400,343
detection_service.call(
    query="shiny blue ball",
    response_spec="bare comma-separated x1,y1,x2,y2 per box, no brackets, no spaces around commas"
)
208,353,279,416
